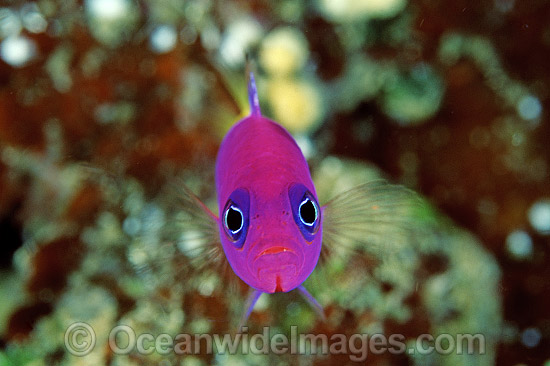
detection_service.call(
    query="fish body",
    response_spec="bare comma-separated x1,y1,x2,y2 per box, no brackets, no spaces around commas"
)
182,69,422,325
215,74,322,294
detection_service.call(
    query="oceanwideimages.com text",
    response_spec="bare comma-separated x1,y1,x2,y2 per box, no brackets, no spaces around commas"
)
65,322,486,362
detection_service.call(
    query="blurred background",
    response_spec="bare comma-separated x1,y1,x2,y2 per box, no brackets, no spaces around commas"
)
0,0,548,365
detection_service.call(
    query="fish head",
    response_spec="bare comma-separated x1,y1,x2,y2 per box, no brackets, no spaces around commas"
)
218,182,322,293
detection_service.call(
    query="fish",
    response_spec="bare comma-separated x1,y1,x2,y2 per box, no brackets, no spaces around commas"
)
180,66,424,328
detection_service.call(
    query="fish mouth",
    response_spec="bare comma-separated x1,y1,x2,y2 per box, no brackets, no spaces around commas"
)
256,246,293,258
249,246,302,293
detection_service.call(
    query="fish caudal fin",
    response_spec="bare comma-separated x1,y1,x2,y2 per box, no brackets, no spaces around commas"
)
245,58,261,116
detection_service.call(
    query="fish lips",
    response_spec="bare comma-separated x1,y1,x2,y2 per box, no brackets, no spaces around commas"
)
247,243,304,293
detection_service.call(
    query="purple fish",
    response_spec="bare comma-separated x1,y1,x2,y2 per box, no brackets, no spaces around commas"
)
216,71,322,293
183,68,421,326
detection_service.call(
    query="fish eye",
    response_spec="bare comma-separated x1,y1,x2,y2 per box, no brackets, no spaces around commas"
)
288,183,320,242
225,205,243,234
222,188,250,248
299,197,318,226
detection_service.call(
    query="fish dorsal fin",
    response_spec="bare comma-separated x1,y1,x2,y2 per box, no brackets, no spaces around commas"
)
246,60,261,116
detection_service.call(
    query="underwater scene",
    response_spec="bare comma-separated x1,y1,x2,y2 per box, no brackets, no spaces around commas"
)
0,0,548,365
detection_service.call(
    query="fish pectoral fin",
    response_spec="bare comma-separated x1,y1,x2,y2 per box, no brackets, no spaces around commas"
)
164,178,219,227
297,285,325,321
160,179,222,269
321,179,433,262
179,183,219,222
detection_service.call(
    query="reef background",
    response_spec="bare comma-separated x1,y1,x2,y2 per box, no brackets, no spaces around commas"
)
0,0,548,365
